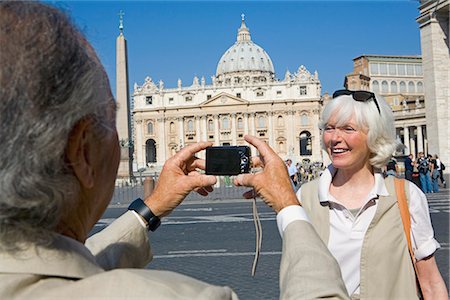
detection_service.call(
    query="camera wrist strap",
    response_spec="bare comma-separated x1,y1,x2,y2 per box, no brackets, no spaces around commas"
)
251,188,262,277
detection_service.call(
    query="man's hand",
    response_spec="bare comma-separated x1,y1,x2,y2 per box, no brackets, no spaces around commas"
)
144,142,217,217
234,135,299,213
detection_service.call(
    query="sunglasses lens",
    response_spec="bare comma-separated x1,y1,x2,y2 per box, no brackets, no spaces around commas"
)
352,91,373,101
332,90,352,98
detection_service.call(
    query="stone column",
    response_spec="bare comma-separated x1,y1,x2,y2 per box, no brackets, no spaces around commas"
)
214,115,220,146
243,113,249,135
178,117,184,148
417,125,424,153
195,116,201,142
249,113,255,136
135,119,144,167
287,110,295,156
312,108,322,162
231,113,237,145
403,126,410,155
409,133,416,158
249,113,256,154
158,117,166,163
268,112,274,147
201,115,208,141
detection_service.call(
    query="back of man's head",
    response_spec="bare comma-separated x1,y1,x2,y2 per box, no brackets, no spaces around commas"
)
0,1,111,251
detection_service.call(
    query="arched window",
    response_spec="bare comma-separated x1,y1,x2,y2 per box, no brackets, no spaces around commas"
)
145,139,157,163
300,114,309,126
279,141,286,153
299,131,312,156
258,115,266,128
169,122,175,133
277,116,284,127
147,122,154,135
400,81,406,93
381,81,388,93
187,119,194,131
222,117,230,130
417,81,423,93
408,81,415,93
208,119,214,132
391,81,398,93
237,117,243,129
372,81,379,93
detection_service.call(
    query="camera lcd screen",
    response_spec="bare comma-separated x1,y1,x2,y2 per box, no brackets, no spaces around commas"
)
205,146,251,175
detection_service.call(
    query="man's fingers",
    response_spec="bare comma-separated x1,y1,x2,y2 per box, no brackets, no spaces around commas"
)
187,173,217,190
189,157,206,171
244,135,274,159
175,142,212,164
234,173,255,187
251,156,263,168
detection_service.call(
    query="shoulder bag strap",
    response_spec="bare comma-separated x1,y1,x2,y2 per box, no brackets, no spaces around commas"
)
394,178,423,297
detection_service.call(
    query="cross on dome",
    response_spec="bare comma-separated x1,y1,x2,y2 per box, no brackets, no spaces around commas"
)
237,14,250,42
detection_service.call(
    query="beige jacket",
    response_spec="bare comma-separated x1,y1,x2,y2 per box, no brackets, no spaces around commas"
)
0,211,349,299
301,176,418,300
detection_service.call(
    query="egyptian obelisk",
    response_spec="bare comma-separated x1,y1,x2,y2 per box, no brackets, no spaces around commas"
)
116,11,133,179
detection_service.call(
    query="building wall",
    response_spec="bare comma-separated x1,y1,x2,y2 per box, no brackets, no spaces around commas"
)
133,69,323,172
345,55,427,158
417,0,449,165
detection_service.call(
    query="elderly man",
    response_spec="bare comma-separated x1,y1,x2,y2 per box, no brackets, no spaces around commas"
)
0,2,349,299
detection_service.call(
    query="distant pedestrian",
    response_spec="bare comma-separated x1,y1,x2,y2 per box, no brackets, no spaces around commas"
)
385,158,398,177
404,154,414,181
435,154,446,188
417,152,432,193
285,159,297,187
430,156,440,193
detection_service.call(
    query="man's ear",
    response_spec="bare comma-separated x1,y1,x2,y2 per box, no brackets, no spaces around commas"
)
65,118,95,189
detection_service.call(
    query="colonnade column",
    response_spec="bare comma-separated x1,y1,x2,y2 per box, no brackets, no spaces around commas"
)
201,116,208,141
403,126,410,155
214,114,220,146
178,117,184,148
287,110,295,157
268,112,274,147
231,113,237,145
248,113,256,155
417,125,424,153
243,113,249,135
195,116,201,142
158,117,166,163
135,119,143,168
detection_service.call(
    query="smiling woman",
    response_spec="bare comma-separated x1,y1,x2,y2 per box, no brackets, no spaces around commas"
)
296,90,448,299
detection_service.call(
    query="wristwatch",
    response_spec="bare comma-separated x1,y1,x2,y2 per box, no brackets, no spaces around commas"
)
128,198,161,231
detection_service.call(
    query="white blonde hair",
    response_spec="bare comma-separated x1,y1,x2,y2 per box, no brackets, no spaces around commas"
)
319,93,397,168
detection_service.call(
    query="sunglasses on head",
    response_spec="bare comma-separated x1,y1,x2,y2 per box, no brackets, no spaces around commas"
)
332,89,381,115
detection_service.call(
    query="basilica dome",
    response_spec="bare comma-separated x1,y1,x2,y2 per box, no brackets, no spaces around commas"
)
215,16,275,83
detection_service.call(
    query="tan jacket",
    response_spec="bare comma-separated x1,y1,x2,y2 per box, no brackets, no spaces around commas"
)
0,211,349,299
301,176,418,300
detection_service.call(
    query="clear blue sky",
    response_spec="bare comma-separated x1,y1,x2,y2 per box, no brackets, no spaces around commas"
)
51,0,422,96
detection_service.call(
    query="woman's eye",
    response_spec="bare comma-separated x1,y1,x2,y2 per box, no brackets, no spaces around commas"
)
344,127,356,132
324,126,334,132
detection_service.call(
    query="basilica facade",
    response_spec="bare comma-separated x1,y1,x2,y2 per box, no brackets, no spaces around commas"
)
132,17,324,171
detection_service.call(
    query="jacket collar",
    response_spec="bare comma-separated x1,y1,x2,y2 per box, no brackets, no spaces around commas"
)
0,234,103,279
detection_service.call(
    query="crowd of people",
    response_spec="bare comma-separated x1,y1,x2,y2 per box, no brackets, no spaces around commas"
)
387,152,446,193
0,2,447,300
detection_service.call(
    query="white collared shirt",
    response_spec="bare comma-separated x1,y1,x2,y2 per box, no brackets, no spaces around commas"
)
292,165,440,296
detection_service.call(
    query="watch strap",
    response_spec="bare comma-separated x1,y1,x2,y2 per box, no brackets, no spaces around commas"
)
128,198,161,231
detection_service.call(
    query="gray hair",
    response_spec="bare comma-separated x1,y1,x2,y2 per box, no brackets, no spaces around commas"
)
0,2,113,251
319,93,397,169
